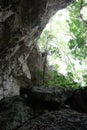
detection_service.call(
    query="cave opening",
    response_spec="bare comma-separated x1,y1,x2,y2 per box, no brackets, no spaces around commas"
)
38,0,87,88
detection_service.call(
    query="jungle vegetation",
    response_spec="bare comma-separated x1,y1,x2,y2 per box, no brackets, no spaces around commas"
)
38,0,87,88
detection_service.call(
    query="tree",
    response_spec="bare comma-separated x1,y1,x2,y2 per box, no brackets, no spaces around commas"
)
38,0,87,88
68,0,87,60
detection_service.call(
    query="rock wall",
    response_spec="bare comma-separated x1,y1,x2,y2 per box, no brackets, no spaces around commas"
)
0,0,74,99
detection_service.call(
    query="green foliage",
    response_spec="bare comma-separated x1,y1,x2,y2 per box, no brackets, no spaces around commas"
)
38,0,87,88
43,71,81,89
36,70,44,85
68,0,87,59
36,70,81,89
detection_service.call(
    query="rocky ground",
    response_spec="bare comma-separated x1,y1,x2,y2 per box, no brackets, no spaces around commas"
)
17,109,87,130
0,86,87,130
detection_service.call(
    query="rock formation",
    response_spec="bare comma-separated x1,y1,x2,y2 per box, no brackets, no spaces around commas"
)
0,0,74,99
1,1,87,130
0,86,87,130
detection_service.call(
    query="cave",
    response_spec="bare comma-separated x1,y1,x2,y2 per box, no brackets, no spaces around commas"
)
1,0,87,130
0,0,74,99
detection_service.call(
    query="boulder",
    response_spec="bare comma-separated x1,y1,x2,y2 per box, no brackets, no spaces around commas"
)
20,86,73,110
0,96,35,130
66,86,87,113
0,87,87,130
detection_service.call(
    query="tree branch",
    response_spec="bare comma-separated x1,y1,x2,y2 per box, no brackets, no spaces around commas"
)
78,0,87,26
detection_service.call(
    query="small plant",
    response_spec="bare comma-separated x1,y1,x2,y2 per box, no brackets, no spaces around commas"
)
43,70,81,89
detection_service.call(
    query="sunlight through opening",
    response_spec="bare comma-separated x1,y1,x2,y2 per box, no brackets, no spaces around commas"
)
38,1,87,88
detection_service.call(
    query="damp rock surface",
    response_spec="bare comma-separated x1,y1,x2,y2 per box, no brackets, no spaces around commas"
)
20,86,73,110
0,87,87,130
18,109,87,130
0,0,74,98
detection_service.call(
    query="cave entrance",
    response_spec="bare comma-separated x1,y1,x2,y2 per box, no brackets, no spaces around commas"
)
38,0,87,88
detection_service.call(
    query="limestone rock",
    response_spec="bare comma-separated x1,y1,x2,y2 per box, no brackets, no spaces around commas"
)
16,109,87,130
0,0,74,98
0,87,87,130
20,86,73,110
66,86,87,113
0,96,35,130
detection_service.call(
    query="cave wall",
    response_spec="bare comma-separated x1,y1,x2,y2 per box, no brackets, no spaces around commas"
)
0,0,74,99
